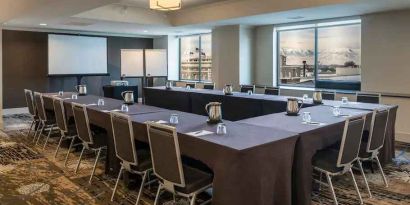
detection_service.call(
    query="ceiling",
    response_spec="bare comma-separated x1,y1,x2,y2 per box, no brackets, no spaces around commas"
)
1,0,410,37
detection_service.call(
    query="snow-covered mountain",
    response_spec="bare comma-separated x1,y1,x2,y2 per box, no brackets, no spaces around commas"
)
280,48,360,66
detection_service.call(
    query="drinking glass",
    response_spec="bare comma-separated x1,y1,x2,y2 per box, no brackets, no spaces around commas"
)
332,106,341,116
58,91,64,96
121,104,129,112
97,98,105,106
186,85,191,90
303,94,309,101
341,97,349,104
247,90,253,95
302,112,312,123
216,123,227,135
169,114,179,125
71,94,78,100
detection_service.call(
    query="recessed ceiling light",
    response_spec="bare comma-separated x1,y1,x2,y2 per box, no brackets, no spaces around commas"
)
39,23,48,26
143,30,148,33
287,16,304,20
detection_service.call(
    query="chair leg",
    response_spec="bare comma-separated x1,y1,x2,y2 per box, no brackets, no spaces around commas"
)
154,184,162,205
43,125,54,149
33,121,41,141
375,156,388,187
136,171,148,205
89,148,102,184
27,120,35,137
75,146,85,174
190,193,197,205
357,160,372,198
325,173,338,205
54,132,65,159
35,124,45,145
349,168,363,204
111,165,124,202
64,137,76,167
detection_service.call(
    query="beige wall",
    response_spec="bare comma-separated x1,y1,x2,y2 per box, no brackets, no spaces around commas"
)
254,25,275,86
239,26,255,85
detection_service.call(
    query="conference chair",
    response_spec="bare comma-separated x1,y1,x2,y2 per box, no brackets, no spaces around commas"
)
33,92,57,148
357,109,390,197
146,122,213,205
24,89,39,138
110,112,153,204
185,82,196,89
202,82,215,90
240,84,256,93
322,91,336,100
356,92,381,104
264,86,280,95
312,116,366,205
72,102,107,184
52,97,78,162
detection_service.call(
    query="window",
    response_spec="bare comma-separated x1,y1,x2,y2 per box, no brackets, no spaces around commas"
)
179,34,212,82
277,20,361,90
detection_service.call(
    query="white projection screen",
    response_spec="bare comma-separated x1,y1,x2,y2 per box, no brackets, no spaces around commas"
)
145,49,167,77
48,34,108,75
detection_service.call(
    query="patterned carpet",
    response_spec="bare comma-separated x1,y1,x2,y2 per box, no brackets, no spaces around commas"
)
0,113,409,205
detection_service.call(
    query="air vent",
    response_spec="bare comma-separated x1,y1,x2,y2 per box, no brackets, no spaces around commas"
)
62,22,94,26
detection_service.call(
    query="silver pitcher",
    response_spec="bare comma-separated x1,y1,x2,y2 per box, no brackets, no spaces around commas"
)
75,85,87,96
286,98,304,116
165,81,173,89
121,91,134,104
313,91,323,104
205,102,222,123
223,85,233,95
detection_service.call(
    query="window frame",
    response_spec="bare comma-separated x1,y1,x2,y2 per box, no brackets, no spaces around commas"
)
276,20,361,91
178,33,212,82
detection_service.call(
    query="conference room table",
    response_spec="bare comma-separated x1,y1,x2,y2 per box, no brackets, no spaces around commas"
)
41,93,300,205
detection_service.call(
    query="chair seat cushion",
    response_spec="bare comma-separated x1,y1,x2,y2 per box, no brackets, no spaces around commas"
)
65,123,77,136
175,165,213,194
359,142,372,159
130,149,152,172
89,132,107,149
312,149,344,173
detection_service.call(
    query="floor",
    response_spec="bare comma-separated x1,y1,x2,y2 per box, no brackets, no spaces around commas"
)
0,113,409,205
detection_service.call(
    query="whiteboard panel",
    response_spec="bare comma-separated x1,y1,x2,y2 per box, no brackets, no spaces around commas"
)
48,34,107,75
145,49,167,77
121,49,144,77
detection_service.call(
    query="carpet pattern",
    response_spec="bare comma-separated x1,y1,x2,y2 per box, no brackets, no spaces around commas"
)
0,113,409,205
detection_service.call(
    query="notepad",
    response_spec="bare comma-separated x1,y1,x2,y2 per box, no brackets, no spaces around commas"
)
155,120,168,124
86,103,97,106
186,130,214,137
302,122,327,126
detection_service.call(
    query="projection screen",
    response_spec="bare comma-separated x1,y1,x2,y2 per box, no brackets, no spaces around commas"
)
48,34,108,75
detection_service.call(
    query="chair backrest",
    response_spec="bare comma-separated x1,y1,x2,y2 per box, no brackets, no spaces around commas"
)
202,83,215,90
33,92,47,121
356,92,381,104
264,87,280,95
72,102,93,144
53,97,68,132
240,85,255,93
337,116,366,167
367,109,389,152
322,91,336,100
110,112,138,166
146,122,185,188
24,89,36,116
185,83,196,88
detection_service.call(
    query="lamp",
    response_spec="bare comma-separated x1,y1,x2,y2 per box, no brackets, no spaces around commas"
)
150,0,182,11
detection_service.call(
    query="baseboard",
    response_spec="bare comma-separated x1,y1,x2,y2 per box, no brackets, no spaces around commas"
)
396,132,410,143
2,107,28,115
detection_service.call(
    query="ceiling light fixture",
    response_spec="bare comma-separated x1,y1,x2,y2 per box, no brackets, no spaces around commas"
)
39,23,48,26
143,30,148,33
150,0,182,11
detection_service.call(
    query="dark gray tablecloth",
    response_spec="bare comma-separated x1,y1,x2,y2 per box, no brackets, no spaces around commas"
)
238,105,375,205
129,110,299,205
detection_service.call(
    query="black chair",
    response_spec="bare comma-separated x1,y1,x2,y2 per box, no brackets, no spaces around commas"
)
312,116,366,205
110,112,153,204
185,83,196,89
202,83,215,90
24,89,39,138
52,97,78,163
357,109,390,197
356,92,381,104
33,92,57,149
264,86,280,95
322,91,336,100
72,102,107,184
240,84,255,93
146,122,213,205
